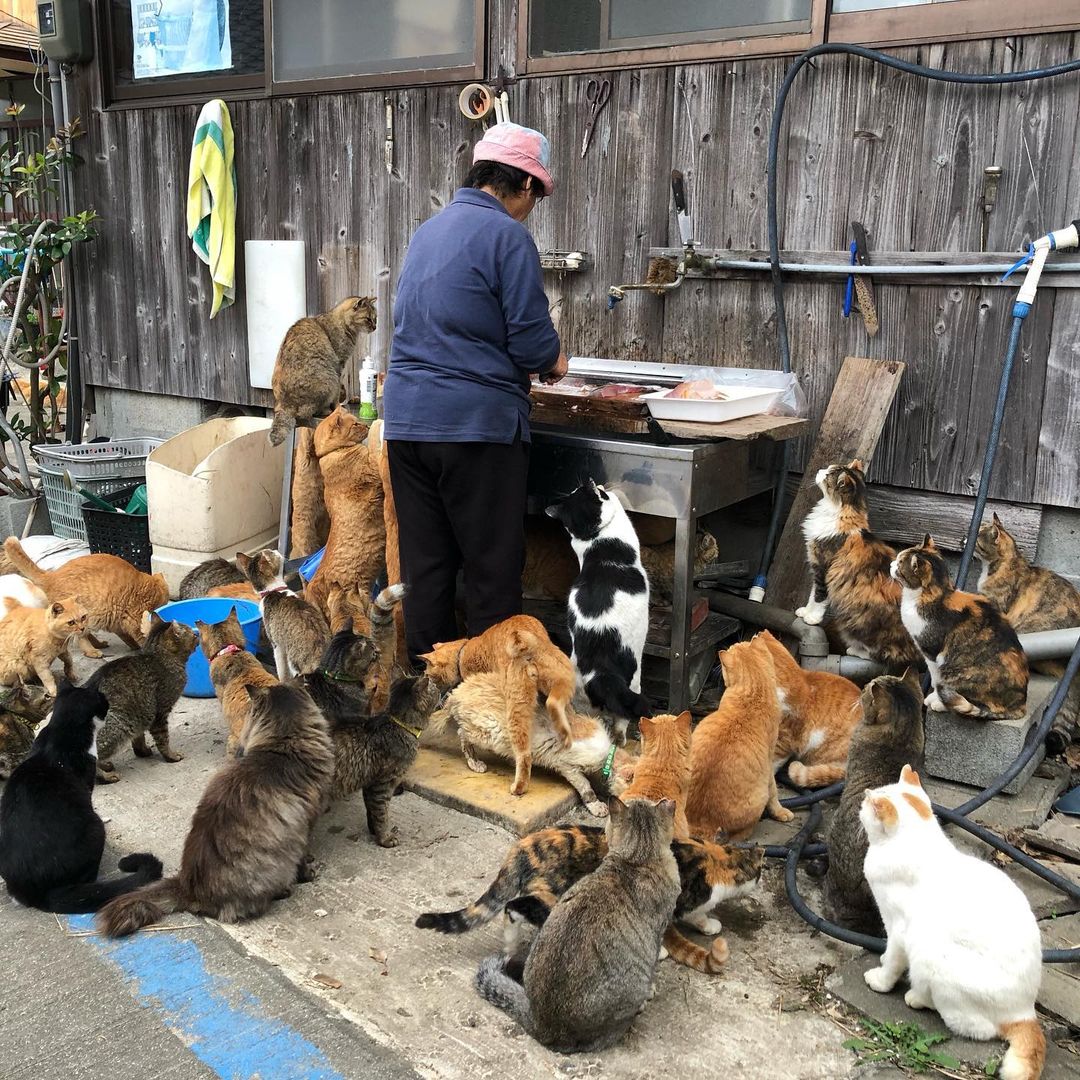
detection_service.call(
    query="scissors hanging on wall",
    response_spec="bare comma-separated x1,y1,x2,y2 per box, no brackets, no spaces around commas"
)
580,77,611,159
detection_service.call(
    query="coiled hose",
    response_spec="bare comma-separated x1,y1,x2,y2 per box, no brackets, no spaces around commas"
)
753,43,1080,963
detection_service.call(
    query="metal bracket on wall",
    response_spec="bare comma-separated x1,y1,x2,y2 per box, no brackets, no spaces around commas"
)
538,250,591,272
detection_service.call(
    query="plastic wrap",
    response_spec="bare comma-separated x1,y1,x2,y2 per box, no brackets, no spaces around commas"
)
665,366,807,417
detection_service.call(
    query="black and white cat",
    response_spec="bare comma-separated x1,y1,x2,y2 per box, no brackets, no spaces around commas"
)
0,682,162,913
546,480,651,725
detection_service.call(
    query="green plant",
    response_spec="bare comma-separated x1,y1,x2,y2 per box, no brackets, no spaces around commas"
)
843,1018,962,1073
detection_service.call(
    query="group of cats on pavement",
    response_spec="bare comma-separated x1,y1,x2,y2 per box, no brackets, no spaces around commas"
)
0,296,1074,1078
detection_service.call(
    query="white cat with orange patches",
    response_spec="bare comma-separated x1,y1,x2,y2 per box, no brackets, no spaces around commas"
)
861,766,1045,1080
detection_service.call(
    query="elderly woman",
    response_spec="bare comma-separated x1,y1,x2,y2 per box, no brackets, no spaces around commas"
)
383,123,566,662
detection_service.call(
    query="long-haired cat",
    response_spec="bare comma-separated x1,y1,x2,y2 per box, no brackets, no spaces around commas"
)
3,538,169,654
757,630,862,787
86,614,199,783
620,710,692,839
97,683,335,936
474,797,680,1053
862,766,1044,1080
795,461,918,666
0,683,50,778
545,480,651,722
893,535,1027,719
236,548,330,679
686,637,792,841
825,668,924,935
430,668,633,816
268,296,378,446
0,596,86,696
0,683,163,912
304,408,386,620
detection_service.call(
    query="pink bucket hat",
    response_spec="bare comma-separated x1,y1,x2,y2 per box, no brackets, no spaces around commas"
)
473,122,554,197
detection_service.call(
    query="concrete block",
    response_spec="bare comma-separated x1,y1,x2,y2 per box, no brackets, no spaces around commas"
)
924,675,1055,794
924,770,1070,833
93,387,212,441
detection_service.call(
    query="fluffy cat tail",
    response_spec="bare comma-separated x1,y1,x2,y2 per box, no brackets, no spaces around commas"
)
40,853,164,914
3,537,46,586
268,409,294,447
96,874,188,937
475,954,534,1031
371,583,406,623
998,1019,1045,1080
663,925,728,974
585,672,652,722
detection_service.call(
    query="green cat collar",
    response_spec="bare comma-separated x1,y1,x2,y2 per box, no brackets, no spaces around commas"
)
320,669,364,683
389,714,423,740
601,744,617,779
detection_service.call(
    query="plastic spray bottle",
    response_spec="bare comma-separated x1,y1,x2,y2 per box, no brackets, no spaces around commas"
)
359,355,378,421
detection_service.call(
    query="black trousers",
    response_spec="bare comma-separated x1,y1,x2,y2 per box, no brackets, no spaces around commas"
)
387,438,530,662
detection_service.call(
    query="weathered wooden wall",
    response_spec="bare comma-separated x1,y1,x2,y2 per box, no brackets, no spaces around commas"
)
68,27,1080,506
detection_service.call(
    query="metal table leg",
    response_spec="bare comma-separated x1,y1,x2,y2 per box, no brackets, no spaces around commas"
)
668,513,696,713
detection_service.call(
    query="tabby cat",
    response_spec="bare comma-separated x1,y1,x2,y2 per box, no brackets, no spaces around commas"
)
178,557,247,600
620,710,693,839
325,582,405,713
0,683,49,778
268,296,377,446
825,668,924,936
795,461,918,667
893,536,1027,719
0,596,86,696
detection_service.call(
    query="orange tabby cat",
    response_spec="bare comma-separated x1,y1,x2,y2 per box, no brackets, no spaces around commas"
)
757,630,861,788
304,408,386,620
0,596,87,695
3,539,169,653
290,427,330,559
686,637,792,841
207,582,260,603
619,711,692,840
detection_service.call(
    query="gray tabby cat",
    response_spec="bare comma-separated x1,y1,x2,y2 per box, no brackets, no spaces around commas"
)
825,668,925,936
178,558,246,600
475,796,679,1053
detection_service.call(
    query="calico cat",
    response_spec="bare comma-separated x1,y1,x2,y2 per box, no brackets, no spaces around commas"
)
3,539,169,654
325,675,441,847
268,296,378,446
178,557,247,600
98,683,335,936
86,613,199,783
417,823,762,962
862,766,1044,1080
795,461,918,667
430,666,631,815
237,548,330,679
289,427,330,558
825,668,924,936
893,535,1028,719
304,408,386,620
0,596,86,696
474,797,680,1053
686,637,792,841
546,480,651,722
0,683,163,912
620,710,692,839
197,608,279,757
757,630,862,787
0,683,50,778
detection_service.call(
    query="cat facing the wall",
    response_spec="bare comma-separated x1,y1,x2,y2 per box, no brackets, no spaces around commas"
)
862,766,1044,1080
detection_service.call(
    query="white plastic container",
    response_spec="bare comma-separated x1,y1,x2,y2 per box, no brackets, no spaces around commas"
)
641,384,783,423
146,417,283,553
151,527,280,598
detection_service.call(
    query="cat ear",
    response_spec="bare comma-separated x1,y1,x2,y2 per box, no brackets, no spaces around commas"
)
991,512,1003,529
901,666,922,693
607,795,626,823
921,534,937,551
654,798,677,822
235,552,251,571
245,684,269,706
637,717,654,745
867,793,899,830
674,710,692,737
847,458,865,473
900,764,923,788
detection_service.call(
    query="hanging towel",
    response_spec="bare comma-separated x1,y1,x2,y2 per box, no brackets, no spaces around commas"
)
187,99,236,318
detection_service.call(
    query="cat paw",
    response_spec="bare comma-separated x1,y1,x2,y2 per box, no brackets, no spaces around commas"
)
925,691,946,712
586,801,608,818
465,759,487,774
799,609,824,626
863,966,897,993
687,914,723,935
657,945,669,962
96,769,120,784
376,834,400,849
771,806,796,823
82,647,104,659
131,742,154,758
509,781,529,797
904,988,929,1010
159,749,184,763
794,606,808,619
845,644,874,660
708,937,730,967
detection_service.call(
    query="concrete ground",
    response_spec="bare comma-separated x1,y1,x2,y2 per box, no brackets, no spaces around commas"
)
3,642,1076,1079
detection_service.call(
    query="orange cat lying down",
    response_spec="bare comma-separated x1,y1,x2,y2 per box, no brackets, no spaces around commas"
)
686,636,793,841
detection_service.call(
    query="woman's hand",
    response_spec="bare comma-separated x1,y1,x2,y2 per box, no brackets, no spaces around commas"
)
541,351,569,384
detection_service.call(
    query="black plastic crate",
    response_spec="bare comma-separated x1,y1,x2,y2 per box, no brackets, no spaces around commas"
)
82,485,152,573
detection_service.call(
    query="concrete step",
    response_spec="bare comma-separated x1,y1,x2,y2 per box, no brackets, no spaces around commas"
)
924,675,1056,795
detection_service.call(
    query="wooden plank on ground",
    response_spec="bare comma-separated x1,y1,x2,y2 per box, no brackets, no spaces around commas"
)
656,414,811,442
1023,816,1080,863
766,356,905,612
1038,912,1080,1028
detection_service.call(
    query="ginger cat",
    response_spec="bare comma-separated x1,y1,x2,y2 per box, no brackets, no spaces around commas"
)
3,539,168,654
757,630,861,788
686,636,792,841
369,420,406,664
304,408,386,620
619,710,692,839
289,427,330,559
0,597,87,696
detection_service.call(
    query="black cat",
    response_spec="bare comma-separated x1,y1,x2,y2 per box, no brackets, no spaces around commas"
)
0,683,162,913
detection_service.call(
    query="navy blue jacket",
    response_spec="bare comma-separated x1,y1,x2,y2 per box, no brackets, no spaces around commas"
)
383,188,561,443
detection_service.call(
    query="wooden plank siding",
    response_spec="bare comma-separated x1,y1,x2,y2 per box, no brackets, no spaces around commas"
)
66,28,1080,506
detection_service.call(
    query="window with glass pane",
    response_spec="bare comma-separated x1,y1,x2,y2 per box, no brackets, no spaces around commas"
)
529,0,812,56
272,0,475,82
109,0,265,89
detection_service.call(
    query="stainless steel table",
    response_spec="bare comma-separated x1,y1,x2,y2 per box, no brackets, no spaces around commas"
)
527,426,762,712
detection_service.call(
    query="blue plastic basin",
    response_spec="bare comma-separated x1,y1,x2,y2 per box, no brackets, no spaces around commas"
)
155,597,262,698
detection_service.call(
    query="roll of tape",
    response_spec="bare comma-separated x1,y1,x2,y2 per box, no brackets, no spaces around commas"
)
458,82,494,121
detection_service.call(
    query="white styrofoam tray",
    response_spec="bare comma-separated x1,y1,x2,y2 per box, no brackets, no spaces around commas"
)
641,384,783,423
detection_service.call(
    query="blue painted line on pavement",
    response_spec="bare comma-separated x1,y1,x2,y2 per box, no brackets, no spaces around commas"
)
69,914,346,1080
